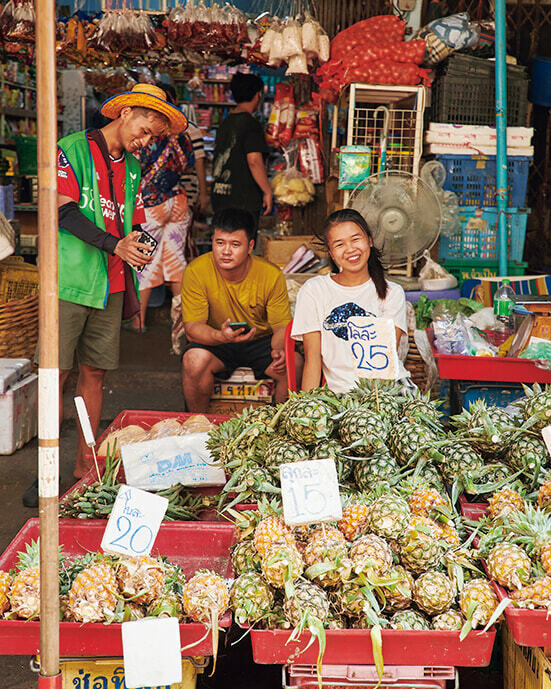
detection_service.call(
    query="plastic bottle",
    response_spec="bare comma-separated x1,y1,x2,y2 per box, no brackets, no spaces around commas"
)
493,279,515,343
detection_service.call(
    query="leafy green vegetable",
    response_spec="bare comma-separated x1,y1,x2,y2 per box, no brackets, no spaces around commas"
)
413,295,484,329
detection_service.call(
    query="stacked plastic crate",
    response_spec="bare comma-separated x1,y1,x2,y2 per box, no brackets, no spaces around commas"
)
428,54,532,285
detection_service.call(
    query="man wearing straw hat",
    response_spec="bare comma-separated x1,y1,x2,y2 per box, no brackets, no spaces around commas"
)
22,84,188,507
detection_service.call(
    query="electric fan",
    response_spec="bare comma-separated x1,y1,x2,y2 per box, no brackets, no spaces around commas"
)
346,169,442,281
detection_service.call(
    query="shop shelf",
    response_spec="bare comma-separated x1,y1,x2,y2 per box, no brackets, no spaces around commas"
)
428,328,551,384
437,155,530,208
438,207,529,262
493,580,551,647
0,518,235,656
89,410,230,459
458,493,488,521
250,627,496,667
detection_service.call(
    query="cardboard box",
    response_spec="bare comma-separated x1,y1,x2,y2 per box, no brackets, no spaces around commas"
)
260,233,327,267
0,372,37,454
503,625,551,689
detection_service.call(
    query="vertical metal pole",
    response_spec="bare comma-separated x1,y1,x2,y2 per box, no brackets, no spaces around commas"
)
495,0,509,276
36,0,61,686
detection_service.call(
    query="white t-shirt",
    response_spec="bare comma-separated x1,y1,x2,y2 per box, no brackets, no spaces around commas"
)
291,274,409,393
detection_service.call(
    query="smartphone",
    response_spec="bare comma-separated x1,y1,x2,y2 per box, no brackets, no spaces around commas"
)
229,322,251,333
136,230,158,272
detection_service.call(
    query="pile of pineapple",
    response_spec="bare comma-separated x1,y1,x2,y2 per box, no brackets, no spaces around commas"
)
0,540,230,629
229,495,500,635
207,381,551,510
474,480,551,612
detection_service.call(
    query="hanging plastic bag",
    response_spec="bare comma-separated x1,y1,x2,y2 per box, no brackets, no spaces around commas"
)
272,145,315,206
418,251,457,290
281,19,303,59
286,53,308,75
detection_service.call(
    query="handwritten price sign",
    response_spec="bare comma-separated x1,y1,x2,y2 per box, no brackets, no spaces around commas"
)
101,485,168,557
347,316,398,380
280,459,342,526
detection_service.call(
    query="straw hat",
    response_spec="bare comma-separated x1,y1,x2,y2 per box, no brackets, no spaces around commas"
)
100,84,188,134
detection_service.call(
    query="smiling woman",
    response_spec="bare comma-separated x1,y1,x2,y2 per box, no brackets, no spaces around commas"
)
291,209,409,393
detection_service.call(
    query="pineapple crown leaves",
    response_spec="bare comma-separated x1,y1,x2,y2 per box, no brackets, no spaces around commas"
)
501,503,551,553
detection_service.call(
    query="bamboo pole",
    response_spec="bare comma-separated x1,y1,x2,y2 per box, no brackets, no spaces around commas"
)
36,0,61,685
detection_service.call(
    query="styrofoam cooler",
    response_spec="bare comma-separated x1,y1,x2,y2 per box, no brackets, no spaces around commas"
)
0,372,38,454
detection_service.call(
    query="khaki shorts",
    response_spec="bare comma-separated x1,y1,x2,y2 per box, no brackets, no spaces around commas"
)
59,293,124,371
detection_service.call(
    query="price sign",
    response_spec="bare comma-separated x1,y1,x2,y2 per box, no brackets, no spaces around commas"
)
346,316,398,380
101,485,168,557
542,426,551,458
280,458,342,526
122,617,182,689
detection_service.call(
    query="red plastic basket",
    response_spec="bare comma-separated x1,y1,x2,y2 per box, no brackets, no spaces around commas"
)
286,664,454,688
250,628,496,667
458,494,489,521
493,580,551,647
428,328,551,384
0,519,236,656
89,410,231,459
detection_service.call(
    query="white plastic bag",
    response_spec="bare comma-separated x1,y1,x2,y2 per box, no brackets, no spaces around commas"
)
418,251,457,290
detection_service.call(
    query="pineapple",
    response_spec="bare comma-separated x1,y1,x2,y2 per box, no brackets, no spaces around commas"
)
400,530,443,575
390,609,430,630
458,578,499,628
432,608,464,630
439,522,461,547
116,555,165,605
254,509,294,558
518,383,551,432
401,391,442,424
354,451,400,491
283,394,336,445
498,504,551,576
148,590,185,621
408,488,449,519
368,493,411,542
304,529,351,588
413,571,455,616
487,488,525,520
506,432,549,474
0,571,11,615
8,540,41,619
206,408,273,468
357,387,404,421
406,515,443,541
68,558,118,623
338,493,373,541
264,437,309,477
333,579,368,618
338,407,388,455
231,539,262,575
510,576,551,609
350,533,393,577
310,438,350,482
438,440,485,486
230,571,274,626
283,580,330,627
538,481,551,510
261,542,304,589
386,418,441,467
486,543,532,590
452,400,515,458
378,565,413,613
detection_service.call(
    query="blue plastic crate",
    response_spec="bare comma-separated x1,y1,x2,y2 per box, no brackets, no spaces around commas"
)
438,206,529,262
457,381,525,410
436,154,531,208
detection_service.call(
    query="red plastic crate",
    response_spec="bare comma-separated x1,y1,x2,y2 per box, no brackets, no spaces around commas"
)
250,628,496,667
89,410,231,459
493,580,551,647
428,328,551,384
458,493,489,520
0,518,235,656
286,664,454,688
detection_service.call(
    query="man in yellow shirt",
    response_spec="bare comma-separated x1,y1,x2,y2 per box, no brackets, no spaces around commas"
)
181,208,292,411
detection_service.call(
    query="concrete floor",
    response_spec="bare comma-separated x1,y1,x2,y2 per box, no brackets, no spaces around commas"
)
0,304,502,687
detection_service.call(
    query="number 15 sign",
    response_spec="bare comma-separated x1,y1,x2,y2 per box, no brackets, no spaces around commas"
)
347,316,399,380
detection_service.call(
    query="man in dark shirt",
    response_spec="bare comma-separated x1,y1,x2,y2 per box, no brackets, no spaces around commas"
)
211,73,272,225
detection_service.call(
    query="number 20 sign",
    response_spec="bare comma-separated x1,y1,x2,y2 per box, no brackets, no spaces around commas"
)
347,316,399,380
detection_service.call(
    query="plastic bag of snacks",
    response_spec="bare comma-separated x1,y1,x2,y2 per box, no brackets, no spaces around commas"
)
268,28,285,67
294,104,319,140
298,138,324,184
286,53,308,75
272,168,315,206
266,83,295,147
281,19,303,59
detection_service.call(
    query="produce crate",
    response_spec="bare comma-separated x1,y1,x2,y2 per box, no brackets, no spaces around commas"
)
503,625,551,689
439,259,528,286
458,493,488,521
250,628,496,667
428,328,551,384
438,207,529,262
495,581,551,648
0,518,235,656
436,155,531,208
456,381,525,409
431,55,529,126
286,664,455,689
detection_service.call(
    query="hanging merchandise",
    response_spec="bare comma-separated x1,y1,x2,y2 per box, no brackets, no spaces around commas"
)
315,15,430,102
266,83,295,148
167,2,248,54
94,9,158,54
0,0,15,34
272,144,315,206
297,138,324,184
5,0,35,43
257,14,329,74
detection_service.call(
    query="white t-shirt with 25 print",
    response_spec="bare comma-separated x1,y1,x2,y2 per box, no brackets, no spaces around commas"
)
291,274,409,393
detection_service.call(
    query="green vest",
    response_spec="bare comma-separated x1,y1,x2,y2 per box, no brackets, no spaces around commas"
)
58,130,141,309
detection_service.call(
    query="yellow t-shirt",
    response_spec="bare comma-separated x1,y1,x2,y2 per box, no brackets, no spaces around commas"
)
181,253,291,339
